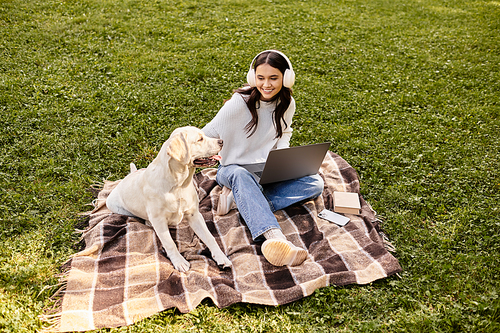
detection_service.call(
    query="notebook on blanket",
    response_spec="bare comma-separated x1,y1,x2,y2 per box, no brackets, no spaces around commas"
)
43,151,402,332
241,142,330,184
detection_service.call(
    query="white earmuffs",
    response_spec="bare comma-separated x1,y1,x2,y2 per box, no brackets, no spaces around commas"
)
246,50,295,88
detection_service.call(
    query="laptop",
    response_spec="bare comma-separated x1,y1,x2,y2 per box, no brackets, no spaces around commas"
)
241,142,331,185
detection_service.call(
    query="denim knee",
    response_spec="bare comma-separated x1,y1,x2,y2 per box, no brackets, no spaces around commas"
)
228,166,254,183
309,174,325,198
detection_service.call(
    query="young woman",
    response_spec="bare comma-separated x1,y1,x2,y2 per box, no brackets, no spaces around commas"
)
202,50,324,267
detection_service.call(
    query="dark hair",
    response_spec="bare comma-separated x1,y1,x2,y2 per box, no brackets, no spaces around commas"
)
235,51,293,138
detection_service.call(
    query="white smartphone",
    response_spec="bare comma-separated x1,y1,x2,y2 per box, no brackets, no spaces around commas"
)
318,209,350,226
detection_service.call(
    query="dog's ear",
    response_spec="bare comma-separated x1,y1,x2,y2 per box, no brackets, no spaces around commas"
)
166,132,190,164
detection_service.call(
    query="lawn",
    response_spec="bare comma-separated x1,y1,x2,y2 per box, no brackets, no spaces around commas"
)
1,0,499,331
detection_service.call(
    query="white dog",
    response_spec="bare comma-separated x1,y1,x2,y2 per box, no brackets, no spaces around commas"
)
106,126,232,272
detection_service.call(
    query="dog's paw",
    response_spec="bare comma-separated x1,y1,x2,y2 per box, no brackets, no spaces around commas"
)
213,253,232,269
170,255,191,272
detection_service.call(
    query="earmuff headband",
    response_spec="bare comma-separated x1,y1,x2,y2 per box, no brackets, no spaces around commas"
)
246,50,295,88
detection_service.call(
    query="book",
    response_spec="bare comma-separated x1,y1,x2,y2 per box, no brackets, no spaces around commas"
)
333,191,361,215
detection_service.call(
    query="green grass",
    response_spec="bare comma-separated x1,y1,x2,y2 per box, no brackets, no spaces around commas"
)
1,0,499,331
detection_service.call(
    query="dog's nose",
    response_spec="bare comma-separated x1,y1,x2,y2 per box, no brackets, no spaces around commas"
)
218,139,223,147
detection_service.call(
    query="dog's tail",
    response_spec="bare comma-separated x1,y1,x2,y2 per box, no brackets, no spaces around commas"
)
130,163,137,173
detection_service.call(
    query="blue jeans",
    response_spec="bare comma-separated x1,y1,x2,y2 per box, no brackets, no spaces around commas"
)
216,164,324,240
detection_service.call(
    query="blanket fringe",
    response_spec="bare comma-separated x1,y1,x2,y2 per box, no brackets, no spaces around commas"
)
379,231,396,252
79,198,106,217
90,181,105,190
40,268,69,332
371,216,397,252
41,180,118,331
40,314,62,333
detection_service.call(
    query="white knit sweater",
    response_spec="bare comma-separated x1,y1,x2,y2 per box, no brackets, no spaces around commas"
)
202,92,295,166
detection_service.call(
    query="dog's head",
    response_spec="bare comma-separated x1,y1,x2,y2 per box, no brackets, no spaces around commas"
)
165,126,222,168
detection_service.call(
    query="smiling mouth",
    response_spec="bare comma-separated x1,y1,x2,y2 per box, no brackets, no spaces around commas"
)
193,155,221,167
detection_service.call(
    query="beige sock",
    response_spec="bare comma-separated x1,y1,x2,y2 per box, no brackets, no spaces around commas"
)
263,228,287,241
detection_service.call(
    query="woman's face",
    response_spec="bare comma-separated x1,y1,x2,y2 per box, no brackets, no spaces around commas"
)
255,63,283,101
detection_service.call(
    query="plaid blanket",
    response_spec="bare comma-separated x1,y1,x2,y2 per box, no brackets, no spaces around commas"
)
44,151,401,332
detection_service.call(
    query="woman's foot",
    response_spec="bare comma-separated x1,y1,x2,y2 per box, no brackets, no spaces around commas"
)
261,239,308,266
217,186,237,215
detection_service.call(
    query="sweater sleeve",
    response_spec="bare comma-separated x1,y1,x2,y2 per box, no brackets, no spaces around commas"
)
275,97,295,149
201,121,220,139
201,94,247,139
201,110,221,139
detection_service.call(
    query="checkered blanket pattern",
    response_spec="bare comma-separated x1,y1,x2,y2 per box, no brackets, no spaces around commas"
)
45,151,401,332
